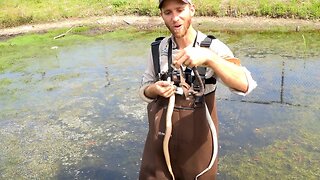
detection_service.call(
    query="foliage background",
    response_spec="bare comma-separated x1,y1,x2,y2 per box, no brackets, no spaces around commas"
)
0,0,319,28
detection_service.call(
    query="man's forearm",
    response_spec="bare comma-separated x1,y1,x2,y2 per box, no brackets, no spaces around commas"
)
207,54,249,93
144,84,158,99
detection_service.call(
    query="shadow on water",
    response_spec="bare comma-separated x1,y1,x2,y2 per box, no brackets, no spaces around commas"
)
0,31,319,179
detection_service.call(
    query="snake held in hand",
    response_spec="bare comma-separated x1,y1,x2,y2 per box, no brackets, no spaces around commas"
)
163,67,218,180
163,91,175,180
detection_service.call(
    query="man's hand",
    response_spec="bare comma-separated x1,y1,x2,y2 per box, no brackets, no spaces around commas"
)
145,81,175,99
173,46,249,93
173,47,216,68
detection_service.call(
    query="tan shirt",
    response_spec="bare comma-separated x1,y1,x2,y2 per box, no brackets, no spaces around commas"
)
140,31,257,102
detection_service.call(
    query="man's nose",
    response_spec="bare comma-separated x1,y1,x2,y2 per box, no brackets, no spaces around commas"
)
172,12,180,22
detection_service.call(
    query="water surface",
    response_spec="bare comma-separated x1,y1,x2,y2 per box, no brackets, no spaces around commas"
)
0,31,319,179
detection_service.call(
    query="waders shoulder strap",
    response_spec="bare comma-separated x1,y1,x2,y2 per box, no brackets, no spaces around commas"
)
200,35,216,48
198,35,216,78
151,37,165,80
151,35,216,83
199,35,217,85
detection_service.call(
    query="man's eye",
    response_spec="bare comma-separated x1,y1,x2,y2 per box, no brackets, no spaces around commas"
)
177,8,184,12
164,11,171,15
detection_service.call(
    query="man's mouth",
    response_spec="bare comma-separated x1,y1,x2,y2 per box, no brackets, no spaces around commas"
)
174,24,182,29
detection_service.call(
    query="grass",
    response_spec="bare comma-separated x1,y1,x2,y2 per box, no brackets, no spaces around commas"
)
0,0,319,28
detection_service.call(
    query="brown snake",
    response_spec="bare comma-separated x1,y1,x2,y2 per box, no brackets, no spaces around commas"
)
163,58,239,179
163,67,205,180
163,83,175,180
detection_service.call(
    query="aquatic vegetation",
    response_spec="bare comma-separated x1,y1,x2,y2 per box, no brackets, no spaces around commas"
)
0,78,17,101
220,134,320,179
0,78,11,87
0,96,114,179
219,107,320,179
0,28,92,72
49,73,80,82
215,31,320,59
0,26,166,73
1,26,319,73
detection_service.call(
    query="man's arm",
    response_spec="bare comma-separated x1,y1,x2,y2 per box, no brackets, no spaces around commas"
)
145,81,175,99
206,51,248,93
139,50,176,102
173,47,254,94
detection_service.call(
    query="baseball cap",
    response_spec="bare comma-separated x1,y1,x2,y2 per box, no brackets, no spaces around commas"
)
159,0,192,8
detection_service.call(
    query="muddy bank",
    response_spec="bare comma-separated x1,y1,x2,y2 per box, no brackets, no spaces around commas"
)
0,16,319,37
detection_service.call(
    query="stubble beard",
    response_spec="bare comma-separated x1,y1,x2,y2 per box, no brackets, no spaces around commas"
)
166,18,192,39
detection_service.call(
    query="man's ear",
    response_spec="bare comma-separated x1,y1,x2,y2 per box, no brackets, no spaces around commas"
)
189,4,196,16
190,4,196,16
159,9,164,18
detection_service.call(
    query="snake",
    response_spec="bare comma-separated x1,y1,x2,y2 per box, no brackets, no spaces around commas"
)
163,57,241,179
163,67,218,180
163,82,175,180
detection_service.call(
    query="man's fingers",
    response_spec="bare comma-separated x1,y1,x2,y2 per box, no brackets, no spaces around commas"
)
162,84,175,98
173,50,186,68
163,87,175,98
173,50,184,61
156,81,171,87
174,53,189,68
184,59,192,66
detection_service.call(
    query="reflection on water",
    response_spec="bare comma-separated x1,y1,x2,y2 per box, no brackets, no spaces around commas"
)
0,32,319,179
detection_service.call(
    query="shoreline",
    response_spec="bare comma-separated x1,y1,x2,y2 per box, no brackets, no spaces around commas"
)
1,16,320,37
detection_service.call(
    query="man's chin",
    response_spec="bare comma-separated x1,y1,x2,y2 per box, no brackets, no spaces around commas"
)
171,30,185,38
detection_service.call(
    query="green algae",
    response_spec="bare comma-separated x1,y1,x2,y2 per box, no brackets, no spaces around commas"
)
0,78,12,87
0,26,161,73
220,137,320,179
0,98,107,179
219,107,320,179
50,73,80,82
0,27,94,72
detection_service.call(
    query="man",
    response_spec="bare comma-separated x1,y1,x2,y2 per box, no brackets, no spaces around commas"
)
139,0,257,179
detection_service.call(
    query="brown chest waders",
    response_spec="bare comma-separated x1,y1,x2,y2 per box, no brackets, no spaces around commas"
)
139,36,220,180
139,92,219,180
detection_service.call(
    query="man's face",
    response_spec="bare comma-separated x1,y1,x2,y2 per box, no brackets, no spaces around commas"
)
160,0,195,38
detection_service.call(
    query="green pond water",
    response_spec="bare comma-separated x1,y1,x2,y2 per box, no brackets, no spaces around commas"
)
0,30,319,179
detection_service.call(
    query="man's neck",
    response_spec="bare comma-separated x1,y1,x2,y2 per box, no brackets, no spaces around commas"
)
174,27,197,49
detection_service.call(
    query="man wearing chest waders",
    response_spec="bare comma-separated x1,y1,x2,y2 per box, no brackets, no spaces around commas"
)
139,0,257,179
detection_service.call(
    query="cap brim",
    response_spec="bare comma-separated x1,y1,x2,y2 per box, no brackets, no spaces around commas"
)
159,0,190,8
